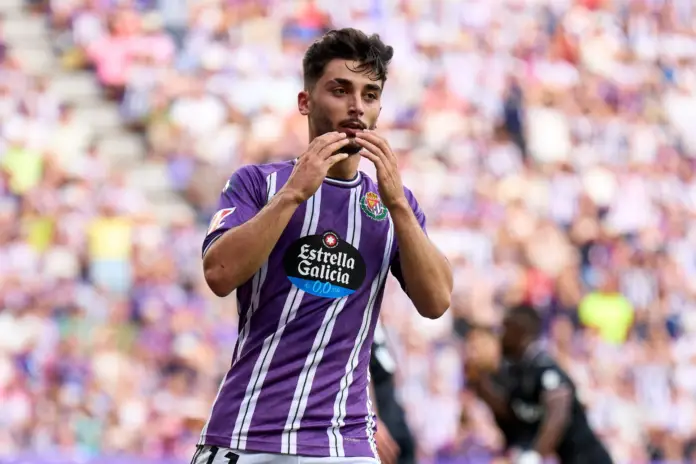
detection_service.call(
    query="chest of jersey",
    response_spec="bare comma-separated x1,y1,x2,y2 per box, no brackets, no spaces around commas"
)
508,366,545,424
278,183,395,300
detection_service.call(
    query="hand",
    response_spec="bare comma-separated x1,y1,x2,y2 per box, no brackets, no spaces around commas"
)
375,418,400,464
284,132,352,203
355,131,406,210
513,450,543,464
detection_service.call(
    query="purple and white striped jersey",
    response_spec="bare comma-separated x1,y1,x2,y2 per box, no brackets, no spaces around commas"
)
199,160,426,459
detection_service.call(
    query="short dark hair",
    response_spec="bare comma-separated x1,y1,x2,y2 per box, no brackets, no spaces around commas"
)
508,303,543,337
302,28,394,89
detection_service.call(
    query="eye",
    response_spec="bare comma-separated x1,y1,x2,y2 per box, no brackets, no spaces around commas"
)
366,93,378,100
332,88,346,96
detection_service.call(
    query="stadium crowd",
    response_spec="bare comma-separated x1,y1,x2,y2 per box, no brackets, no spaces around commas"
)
2,0,696,462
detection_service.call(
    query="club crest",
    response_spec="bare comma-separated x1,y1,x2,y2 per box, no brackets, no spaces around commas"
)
360,192,388,221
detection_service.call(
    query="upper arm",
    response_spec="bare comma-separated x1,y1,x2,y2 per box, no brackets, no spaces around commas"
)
539,367,572,411
390,187,428,292
202,166,266,257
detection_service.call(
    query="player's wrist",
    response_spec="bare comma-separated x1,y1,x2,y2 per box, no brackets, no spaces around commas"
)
278,186,306,206
383,196,409,213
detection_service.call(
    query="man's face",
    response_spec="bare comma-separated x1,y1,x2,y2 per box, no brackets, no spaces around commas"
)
500,316,520,358
300,59,383,155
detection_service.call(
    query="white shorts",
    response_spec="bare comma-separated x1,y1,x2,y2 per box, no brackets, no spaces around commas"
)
191,445,379,464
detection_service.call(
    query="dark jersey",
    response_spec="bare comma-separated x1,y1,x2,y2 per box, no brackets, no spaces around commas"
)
503,351,612,463
370,320,396,387
369,321,415,464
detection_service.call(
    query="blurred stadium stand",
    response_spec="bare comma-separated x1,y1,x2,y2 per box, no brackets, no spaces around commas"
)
2,0,696,463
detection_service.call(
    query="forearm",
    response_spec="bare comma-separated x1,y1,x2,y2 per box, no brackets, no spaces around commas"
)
203,189,301,296
389,202,453,318
470,374,511,421
533,394,571,456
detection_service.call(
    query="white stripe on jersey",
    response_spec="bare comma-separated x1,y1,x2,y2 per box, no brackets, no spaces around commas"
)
282,187,363,454
328,216,393,457
234,172,278,364
231,185,323,450
199,171,278,446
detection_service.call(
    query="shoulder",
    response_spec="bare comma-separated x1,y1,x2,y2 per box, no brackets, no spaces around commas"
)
226,160,294,187
532,352,563,373
533,352,572,389
402,185,420,206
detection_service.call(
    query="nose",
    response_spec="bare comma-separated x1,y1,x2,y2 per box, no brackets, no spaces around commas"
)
347,93,364,117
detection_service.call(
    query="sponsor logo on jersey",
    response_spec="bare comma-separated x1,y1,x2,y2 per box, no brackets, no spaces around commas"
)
360,192,388,221
283,231,366,298
511,399,544,423
207,207,236,235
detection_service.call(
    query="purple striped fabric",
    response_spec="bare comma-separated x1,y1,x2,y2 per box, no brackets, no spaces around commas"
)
0,457,185,464
196,160,427,458
1,457,680,464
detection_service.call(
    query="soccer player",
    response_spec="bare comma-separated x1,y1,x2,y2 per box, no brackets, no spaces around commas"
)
466,305,613,464
370,320,416,464
193,28,453,464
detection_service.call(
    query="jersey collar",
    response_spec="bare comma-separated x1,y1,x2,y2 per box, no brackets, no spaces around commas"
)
522,340,545,362
292,157,362,188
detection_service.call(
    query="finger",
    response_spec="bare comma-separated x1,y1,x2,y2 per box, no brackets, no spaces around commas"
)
318,138,353,159
356,131,396,162
301,132,346,157
359,149,388,172
312,132,348,153
354,136,384,158
326,152,350,167
355,137,398,170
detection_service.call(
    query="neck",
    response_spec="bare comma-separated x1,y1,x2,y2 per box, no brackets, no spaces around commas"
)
509,338,536,363
326,153,361,181
521,339,542,360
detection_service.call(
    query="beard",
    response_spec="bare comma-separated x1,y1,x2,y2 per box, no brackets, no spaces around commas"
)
310,107,369,156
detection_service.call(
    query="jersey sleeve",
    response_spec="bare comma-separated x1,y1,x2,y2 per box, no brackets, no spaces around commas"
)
202,165,266,257
536,361,573,397
390,187,427,293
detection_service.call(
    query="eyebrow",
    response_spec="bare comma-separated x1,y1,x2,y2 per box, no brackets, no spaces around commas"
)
328,78,382,93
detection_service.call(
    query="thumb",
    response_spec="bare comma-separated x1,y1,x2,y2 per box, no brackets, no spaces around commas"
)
327,152,350,167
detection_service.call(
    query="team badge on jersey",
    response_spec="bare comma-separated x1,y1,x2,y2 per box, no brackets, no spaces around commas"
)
360,192,388,221
284,230,366,298
207,207,236,235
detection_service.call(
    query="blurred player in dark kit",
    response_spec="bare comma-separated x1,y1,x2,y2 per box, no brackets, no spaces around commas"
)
466,304,613,464
369,320,415,464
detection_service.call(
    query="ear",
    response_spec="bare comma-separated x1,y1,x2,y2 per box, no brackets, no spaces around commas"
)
298,90,310,116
